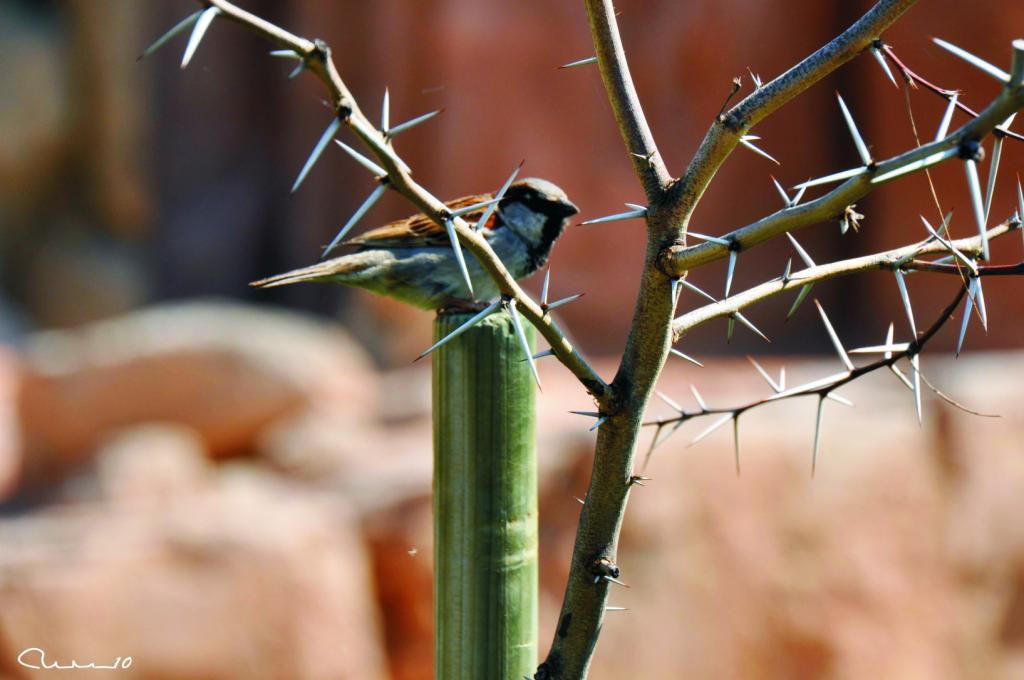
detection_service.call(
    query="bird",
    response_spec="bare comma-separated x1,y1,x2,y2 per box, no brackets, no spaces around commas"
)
251,178,578,310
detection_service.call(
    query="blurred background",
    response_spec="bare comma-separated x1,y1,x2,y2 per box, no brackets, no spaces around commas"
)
1,0,1023,678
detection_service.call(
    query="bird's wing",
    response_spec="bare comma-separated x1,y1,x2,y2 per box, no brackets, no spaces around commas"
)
345,192,500,249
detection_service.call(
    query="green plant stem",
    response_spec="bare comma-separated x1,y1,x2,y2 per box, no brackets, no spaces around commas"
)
433,310,538,679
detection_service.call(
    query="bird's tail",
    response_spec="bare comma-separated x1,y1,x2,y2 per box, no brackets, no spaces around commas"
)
250,261,343,289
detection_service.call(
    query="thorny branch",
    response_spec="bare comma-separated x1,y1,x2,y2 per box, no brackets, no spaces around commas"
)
671,218,1018,339
151,1,1024,679
586,0,672,200
542,3,1024,679
882,44,1024,143
648,286,969,473
661,80,1024,277
661,0,920,232
199,0,613,405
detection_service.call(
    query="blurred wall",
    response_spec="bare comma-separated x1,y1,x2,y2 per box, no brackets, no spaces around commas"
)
1,0,1022,363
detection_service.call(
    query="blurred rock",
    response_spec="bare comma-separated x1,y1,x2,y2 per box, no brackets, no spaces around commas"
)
0,465,388,680
94,424,210,504
363,494,434,680
12,301,377,497
0,346,21,501
3,312,1024,679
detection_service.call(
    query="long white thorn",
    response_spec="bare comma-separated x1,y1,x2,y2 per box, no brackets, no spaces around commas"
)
957,287,975,356
545,293,583,311
508,299,541,389
444,219,474,297
920,215,977,274
739,136,780,165
670,348,704,367
688,232,731,246
836,92,872,165
785,232,816,267
689,414,732,447
560,56,598,69
767,371,851,401
792,183,809,206
380,88,390,132
932,37,1010,83
451,198,502,218
910,353,922,425
735,312,770,343
935,93,959,142
893,269,917,337
417,300,500,359
180,7,220,69
964,159,989,260
292,118,342,193
815,300,854,371
678,279,717,304
872,148,958,184
811,397,825,476
771,176,792,207
748,356,781,392
872,46,898,87
139,10,202,61
476,163,522,232
984,136,1005,225
724,250,738,298
335,140,388,178
579,208,646,225
387,109,442,137
826,393,854,407
348,115,410,173
690,385,708,412
786,285,813,320
972,276,988,331
541,268,551,306
733,417,742,476
322,182,387,258
849,343,910,355
656,391,685,414
1019,176,1024,249
890,364,915,391
793,167,868,191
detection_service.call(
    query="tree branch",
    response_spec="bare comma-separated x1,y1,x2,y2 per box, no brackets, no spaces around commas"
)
198,0,612,403
656,285,967,435
671,220,1017,339
661,0,919,232
661,79,1024,277
584,0,672,201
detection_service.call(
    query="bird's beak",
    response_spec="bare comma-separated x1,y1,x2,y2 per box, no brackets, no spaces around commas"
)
561,200,579,217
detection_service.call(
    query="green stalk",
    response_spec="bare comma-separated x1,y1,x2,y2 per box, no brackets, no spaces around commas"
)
433,309,538,679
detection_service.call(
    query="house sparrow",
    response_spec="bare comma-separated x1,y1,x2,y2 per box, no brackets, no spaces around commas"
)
251,178,578,310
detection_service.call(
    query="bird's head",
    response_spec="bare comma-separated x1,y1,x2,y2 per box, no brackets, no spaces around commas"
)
500,178,578,269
